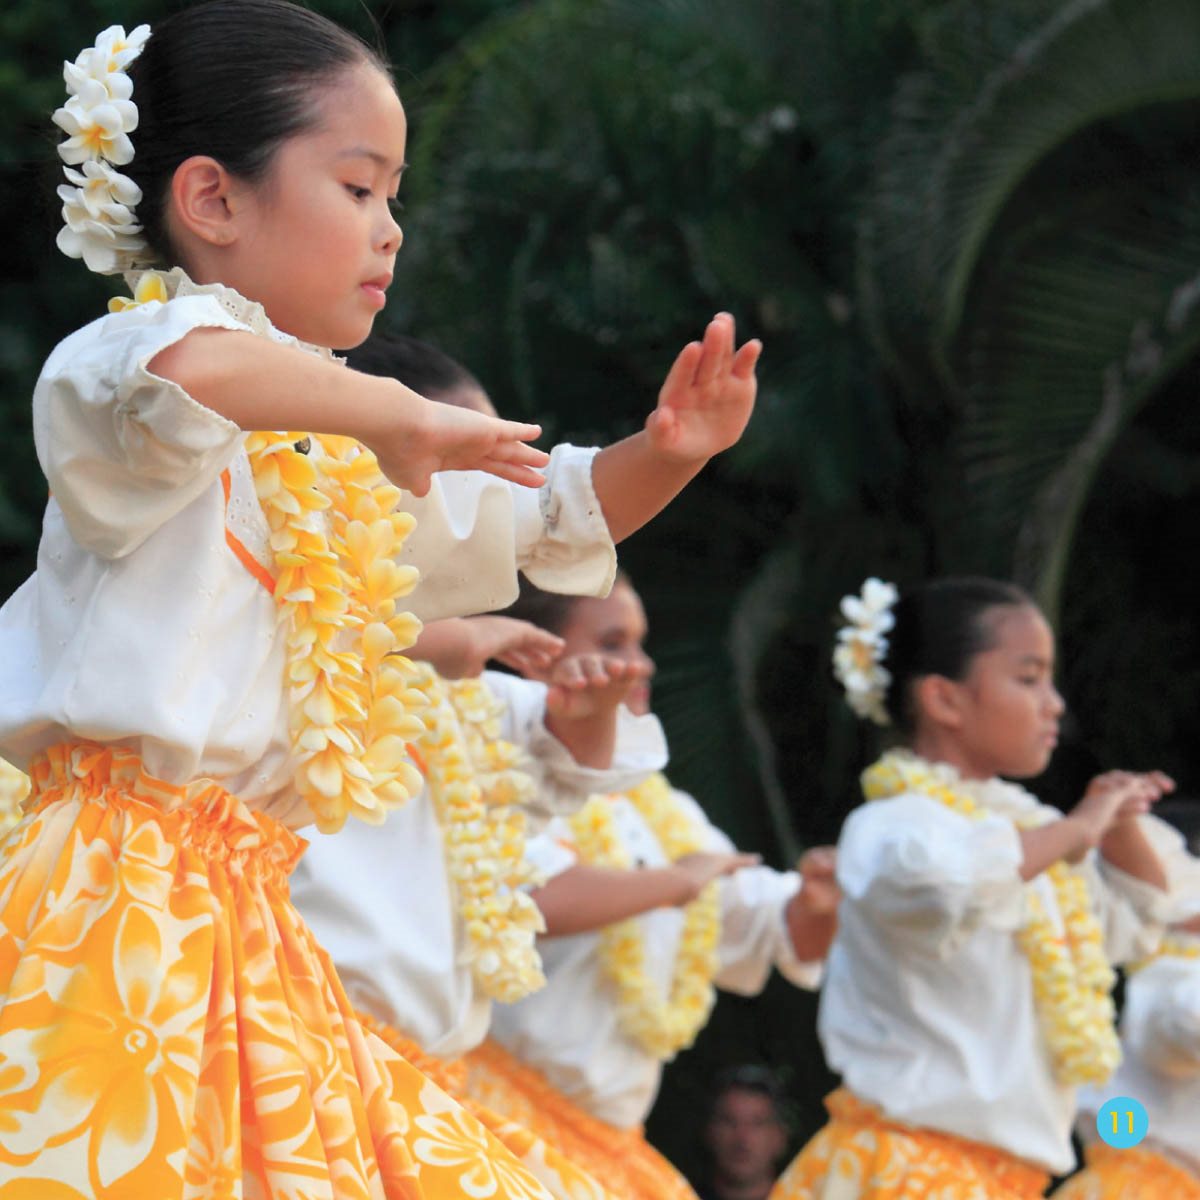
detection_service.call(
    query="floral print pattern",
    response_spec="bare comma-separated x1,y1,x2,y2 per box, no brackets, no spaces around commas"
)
770,1090,1049,1200
0,743,559,1199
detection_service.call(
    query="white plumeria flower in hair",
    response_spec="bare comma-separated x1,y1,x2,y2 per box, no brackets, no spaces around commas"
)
833,577,898,727
53,24,151,274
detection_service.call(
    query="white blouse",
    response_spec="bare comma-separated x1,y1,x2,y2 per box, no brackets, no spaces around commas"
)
0,272,615,829
290,675,668,1060
490,788,823,1130
820,772,1173,1174
1076,933,1200,1175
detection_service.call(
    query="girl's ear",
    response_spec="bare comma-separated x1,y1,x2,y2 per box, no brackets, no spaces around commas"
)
169,155,242,248
912,673,966,731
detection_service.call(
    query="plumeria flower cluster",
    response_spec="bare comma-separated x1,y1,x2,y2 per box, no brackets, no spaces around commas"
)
833,577,898,726
570,774,720,1061
53,24,152,274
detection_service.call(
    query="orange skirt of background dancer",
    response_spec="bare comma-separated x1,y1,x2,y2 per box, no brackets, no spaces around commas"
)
464,1036,700,1200
359,1011,635,1200
770,1088,1050,1200
0,742,559,1200
1052,1143,1200,1199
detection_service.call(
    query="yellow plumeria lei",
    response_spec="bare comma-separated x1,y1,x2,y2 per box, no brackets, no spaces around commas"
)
863,750,1120,1085
245,430,429,833
569,773,720,1061
412,667,547,1002
0,758,31,839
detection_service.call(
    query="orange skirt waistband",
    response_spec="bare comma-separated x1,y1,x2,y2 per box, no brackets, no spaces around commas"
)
26,740,305,883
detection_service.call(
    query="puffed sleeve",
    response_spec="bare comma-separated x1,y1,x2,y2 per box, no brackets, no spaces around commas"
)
399,445,617,622
663,790,824,994
1125,961,1200,1079
837,793,1025,956
34,296,249,559
483,670,667,824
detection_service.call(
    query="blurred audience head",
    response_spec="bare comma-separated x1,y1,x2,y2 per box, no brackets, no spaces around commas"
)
701,1065,789,1200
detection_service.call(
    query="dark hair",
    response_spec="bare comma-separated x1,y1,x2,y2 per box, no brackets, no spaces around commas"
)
124,0,389,265
503,572,633,635
347,333,481,402
706,1065,786,1125
883,577,1034,733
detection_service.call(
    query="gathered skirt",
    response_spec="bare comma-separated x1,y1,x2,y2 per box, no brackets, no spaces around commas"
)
362,1014,629,1200
769,1089,1050,1200
464,1037,699,1200
0,742,556,1200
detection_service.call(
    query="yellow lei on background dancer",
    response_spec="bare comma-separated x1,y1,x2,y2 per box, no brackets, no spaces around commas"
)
416,670,548,1002
864,750,1120,1085
568,773,719,1060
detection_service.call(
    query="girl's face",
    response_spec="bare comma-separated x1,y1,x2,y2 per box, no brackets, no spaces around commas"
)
557,581,655,715
215,63,407,349
934,603,1065,780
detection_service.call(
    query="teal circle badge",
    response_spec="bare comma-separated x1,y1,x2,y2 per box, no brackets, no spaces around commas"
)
1095,1097,1148,1149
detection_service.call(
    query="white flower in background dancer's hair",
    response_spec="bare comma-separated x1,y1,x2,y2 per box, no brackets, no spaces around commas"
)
52,24,152,275
833,577,898,726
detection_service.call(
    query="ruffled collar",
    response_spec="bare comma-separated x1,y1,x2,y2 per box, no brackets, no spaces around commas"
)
868,748,1048,823
123,266,339,362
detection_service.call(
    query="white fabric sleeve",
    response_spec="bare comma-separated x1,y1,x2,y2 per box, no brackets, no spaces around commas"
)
662,792,822,995
1128,967,1200,1079
1090,850,1173,966
837,793,1025,956
399,445,617,622
483,671,667,823
34,296,248,559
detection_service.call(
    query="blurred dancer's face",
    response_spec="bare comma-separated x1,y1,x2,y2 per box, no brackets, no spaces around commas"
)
557,581,654,714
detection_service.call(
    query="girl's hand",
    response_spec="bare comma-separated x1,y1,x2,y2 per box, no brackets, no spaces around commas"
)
543,654,653,721
473,617,565,677
646,312,761,465
370,397,549,497
669,851,761,905
410,616,564,679
1071,770,1174,851
795,846,840,916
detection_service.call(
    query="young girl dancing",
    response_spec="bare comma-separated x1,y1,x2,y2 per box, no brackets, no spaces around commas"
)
770,577,1177,1200
0,3,759,1196
461,576,837,1200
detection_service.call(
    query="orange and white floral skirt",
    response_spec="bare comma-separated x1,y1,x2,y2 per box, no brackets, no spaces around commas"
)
0,743,557,1200
464,1037,699,1200
363,1013,626,1200
770,1089,1050,1200
1052,1143,1200,1199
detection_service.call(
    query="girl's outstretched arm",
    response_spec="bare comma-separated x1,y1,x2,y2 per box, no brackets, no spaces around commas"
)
533,852,760,938
591,312,761,543
149,328,548,495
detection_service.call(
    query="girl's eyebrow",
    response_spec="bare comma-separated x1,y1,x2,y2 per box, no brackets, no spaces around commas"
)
337,147,408,176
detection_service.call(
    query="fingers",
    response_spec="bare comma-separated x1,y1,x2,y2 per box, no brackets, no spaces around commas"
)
659,341,704,403
731,338,763,380
495,419,544,446
693,313,735,388
477,459,547,489
491,439,550,469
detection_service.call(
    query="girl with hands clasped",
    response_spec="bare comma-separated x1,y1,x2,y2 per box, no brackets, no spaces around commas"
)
0,3,759,1197
459,576,836,1200
771,578,1186,1200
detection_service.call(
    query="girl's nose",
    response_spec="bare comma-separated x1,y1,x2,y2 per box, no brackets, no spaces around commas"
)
379,211,403,255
